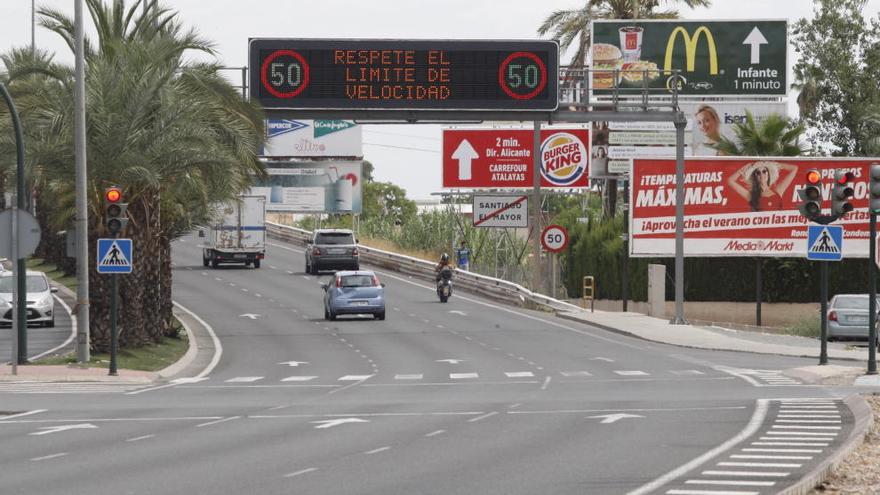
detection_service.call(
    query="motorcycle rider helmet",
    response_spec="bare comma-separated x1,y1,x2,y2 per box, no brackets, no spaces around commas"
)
440,253,450,262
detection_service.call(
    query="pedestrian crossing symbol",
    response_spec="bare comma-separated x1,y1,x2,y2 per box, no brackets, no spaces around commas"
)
806,225,843,261
97,238,133,273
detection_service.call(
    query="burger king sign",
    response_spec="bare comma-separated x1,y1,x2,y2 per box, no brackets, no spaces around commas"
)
540,132,589,186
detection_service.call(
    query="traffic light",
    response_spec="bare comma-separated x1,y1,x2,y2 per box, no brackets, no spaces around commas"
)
104,186,128,236
870,164,880,213
798,169,822,221
831,170,855,217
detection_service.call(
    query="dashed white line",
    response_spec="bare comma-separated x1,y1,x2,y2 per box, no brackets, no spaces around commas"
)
450,373,479,380
395,374,423,380
468,411,499,423
281,376,318,382
225,377,263,383
30,453,68,461
0,409,47,421
668,490,760,495
717,462,802,468
701,470,789,477
685,480,775,486
196,416,240,428
284,467,318,478
126,434,155,442
730,455,811,460
425,429,445,437
364,446,391,455
751,442,828,447
614,370,650,376
338,375,374,381
505,372,534,378
742,448,822,453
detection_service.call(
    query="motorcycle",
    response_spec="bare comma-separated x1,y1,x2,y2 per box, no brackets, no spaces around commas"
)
436,266,453,303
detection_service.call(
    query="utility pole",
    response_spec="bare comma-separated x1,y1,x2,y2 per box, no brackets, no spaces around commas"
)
74,0,90,363
671,115,687,324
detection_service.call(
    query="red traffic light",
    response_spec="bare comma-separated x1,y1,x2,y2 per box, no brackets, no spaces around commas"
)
806,169,821,185
835,171,855,184
105,187,122,203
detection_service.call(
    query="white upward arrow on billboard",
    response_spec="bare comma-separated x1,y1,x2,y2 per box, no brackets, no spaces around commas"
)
743,27,768,64
452,139,478,180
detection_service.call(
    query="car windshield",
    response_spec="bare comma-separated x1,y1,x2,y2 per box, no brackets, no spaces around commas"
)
0,275,49,293
833,296,877,309
316,233,354,245
340,275,375,287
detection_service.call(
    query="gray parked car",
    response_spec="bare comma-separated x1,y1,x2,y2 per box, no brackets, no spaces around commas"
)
305,229,359,275
827,294,880,342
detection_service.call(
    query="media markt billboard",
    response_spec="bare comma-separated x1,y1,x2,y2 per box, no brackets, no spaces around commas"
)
591,20,787,96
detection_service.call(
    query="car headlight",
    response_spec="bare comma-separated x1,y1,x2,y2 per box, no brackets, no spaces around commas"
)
0,300,10,310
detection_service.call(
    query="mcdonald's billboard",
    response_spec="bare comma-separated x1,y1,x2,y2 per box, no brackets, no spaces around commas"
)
591,20,787,96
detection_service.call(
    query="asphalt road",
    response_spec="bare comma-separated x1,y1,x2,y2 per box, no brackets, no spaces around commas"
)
0,289,75,363
0,235,858,495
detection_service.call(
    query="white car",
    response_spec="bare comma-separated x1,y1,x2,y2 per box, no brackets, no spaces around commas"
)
0,271,58,328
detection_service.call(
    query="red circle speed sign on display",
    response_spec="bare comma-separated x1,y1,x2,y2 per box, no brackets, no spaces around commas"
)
498,51,548,100
261,49,310,99
541,224,568,253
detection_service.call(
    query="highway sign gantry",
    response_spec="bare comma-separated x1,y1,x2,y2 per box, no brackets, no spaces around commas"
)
96,238,133,274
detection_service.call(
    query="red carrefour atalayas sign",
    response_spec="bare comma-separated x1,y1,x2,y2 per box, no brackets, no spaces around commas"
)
443,128,590,188
630,157,880,258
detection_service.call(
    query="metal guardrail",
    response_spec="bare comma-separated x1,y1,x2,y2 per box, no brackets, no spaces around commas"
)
266,222,584,314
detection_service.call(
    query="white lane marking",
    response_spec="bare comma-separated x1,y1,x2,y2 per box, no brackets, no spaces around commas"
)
759,437,834,442
278,361,309,367
541,376,551,390
742,448,822,453
588,413,645,424
779,406,836,409
436,359,465,364
338,375,374,381
229,283,236,287
614,370,649,376
449,310,467,316
364,446,391,455
286,270,294,275
196,416,240,428
561,371,592,377
701,470,789,477
225,377,263,383
751,442,828,446
770,425,841,430
270,266,277,270
505,372,535,378
777,414,841,418
328,375,373,395
626,400,768,495
718,462,802,468
686,480,776,486
590,357,615,362
284,467,318,478
394,374,423,380
468,411,499,423
215,277,222,281
450,373,479,380
281,376,318,382
30,453,68,461
255,294,262,298
311,418,369,429
730,455,811,460
775,419,840,423
765,431,838,436
31,295,76,361
668,490,760,495
670,370,705,376
241,288,249,292
425,429,445,437
30,424,97,436
126,434,155,442
0,409,47,421
251,412,483,420
302,276,312,281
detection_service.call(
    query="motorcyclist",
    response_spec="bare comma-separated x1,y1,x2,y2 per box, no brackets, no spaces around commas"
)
435,253,453,282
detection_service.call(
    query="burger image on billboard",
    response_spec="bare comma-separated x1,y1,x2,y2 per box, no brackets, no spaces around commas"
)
591,43,623,89
540,132,587,186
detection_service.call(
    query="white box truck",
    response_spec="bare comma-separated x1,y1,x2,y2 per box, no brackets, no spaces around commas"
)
201,196,266,268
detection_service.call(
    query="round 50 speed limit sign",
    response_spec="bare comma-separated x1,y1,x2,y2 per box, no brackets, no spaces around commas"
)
541,224,569,253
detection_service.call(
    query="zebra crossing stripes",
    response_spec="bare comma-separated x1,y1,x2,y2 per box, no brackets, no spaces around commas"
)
0,382,148,394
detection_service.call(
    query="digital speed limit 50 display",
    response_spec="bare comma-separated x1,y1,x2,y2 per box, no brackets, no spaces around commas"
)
249,39,559,111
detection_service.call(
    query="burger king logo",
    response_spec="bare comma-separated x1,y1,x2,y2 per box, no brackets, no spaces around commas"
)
540,132,587,186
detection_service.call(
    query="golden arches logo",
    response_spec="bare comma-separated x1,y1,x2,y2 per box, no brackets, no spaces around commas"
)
664,26,718,76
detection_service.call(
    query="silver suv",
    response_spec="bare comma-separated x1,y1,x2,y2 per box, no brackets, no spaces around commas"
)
305,229,359,274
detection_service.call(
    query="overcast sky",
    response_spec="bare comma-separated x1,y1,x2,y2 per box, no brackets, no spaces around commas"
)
1,0,879,199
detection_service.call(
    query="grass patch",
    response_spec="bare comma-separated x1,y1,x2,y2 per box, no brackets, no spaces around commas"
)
32,326,189,372
26,258,77,290
784,316,821,338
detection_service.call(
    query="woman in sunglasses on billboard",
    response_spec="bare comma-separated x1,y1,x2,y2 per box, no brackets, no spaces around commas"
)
727,160,799,211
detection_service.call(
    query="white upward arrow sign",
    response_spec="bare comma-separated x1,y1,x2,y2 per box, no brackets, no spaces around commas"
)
30,423,98,436
588,413,644,424
436,359,465,364
742,27,768,64
311,418,369,429
278,361,309,367
452,139,478,181
239,313,261,320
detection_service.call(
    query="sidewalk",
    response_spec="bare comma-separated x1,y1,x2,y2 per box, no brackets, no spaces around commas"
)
0,364,156,383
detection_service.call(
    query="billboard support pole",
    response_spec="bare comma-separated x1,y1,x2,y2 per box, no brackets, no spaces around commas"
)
671,115,687,324
532,121,542,294
622,178,629,312
755,259,762,326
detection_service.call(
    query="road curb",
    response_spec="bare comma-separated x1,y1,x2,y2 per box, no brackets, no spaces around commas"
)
554,311,864,363
156,306,199,379
779,394,874,495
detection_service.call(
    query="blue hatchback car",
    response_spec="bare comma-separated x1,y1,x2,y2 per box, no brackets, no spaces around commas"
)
323,270,386,321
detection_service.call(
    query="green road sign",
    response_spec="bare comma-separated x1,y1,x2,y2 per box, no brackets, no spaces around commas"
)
591,20,787,96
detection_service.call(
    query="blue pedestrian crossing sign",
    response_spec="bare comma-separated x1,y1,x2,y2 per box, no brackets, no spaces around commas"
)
806,225,843,261
97,238,133,273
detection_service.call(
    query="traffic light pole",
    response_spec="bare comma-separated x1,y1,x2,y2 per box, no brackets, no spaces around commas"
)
109,272,118,376
869,212,877,375
819,261,829,366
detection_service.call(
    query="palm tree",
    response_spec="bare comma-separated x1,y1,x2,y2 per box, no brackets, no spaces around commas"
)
713,111,809,157
2,0,265,348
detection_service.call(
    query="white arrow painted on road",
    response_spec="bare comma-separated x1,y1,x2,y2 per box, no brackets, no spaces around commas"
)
587,413,644,424
448,310,467,316
30,424,97,436
239,313,261,320
278,361,309,367
436,359,465,364
310,418,369,429
743,27,768,64
452,139,478,181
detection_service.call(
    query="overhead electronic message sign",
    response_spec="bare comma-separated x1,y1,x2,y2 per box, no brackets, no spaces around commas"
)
249,39,559,111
